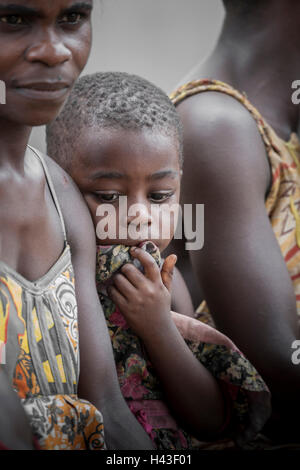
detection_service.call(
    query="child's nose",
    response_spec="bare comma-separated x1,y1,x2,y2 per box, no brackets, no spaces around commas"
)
127,203,153,227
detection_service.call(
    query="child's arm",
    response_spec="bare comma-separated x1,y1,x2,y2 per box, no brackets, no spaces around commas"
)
170,264,195,317
108,247,226,440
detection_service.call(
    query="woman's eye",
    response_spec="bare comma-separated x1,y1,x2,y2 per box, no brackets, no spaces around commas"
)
59,12,84,25
0,15,24,25
149,192,173,203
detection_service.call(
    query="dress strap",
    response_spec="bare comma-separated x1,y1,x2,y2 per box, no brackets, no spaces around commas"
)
27,145,68,245
170,78,273,155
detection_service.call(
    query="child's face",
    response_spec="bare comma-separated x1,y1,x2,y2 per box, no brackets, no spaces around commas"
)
71,127,181,253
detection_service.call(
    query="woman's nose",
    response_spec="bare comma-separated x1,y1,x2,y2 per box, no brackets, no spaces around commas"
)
25,29,72,67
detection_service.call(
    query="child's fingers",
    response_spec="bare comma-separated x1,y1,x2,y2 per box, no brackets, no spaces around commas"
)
161,255,177,292
107,284,127,309
120,263,146,289
112,273,136,301
130,247,160,281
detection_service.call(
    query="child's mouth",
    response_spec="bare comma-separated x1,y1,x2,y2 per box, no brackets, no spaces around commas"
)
96,241,161,288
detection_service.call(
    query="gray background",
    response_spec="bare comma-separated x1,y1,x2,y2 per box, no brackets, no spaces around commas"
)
29,0,225,152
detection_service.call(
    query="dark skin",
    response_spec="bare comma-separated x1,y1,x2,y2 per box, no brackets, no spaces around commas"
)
70,127,225,440
169,0,300,441
0,0,153,450
71,127,195,317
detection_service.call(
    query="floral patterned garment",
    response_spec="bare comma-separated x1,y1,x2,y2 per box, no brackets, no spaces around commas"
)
96,243,271,450
0,147,106,450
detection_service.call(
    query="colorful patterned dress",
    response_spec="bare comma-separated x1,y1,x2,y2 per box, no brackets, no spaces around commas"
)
0,147,105,450
170,79,300,325
96,243,271,450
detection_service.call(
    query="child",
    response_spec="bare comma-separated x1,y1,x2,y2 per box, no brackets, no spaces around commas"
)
0,1,153,451
46,71,271,449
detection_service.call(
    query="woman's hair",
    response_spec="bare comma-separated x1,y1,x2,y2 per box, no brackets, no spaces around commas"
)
46,71,183,171
223,0,269,15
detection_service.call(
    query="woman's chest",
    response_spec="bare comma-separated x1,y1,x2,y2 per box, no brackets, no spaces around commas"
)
0,179,64,282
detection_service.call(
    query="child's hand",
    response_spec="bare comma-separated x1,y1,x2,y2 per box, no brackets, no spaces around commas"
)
161,254,177,292
107,247,177,339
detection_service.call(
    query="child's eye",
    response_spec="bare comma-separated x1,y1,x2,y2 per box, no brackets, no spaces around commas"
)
95,193,120,203
149,192,174,203
0,15,25,25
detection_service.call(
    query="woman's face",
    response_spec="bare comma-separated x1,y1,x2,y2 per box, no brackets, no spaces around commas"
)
0,0,93,126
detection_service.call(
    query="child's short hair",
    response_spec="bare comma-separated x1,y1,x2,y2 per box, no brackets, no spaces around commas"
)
46,72,183,171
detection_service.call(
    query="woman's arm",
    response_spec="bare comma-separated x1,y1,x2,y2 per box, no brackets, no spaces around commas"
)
0,367,34,449
177,91,300,439
170,265,195,317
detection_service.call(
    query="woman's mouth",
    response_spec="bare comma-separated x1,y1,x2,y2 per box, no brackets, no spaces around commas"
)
14,81,70,101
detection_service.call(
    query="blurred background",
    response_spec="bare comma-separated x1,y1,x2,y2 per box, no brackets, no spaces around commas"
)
29,0,225,151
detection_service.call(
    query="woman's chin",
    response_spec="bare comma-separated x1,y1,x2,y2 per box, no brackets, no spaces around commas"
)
25,108,66,127
2,94,70,128
0,109,64,128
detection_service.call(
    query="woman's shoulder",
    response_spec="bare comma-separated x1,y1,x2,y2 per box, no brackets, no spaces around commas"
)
172,80,271,196
44,154,96,255
44,154,78,194
172,79,264,136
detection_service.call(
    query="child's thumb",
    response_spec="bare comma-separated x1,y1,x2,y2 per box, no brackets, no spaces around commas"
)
161,255,177,292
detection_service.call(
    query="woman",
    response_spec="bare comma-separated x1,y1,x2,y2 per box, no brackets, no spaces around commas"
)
169,0,300,444
0,0,153,450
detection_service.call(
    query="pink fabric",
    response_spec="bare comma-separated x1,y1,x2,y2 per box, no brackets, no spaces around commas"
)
128,399,189,446
0,441,8,450
121,374,149,400
128,400,188,448
109,306,129,329
129,399,179,430
0,436,41,450
171,311,237,350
